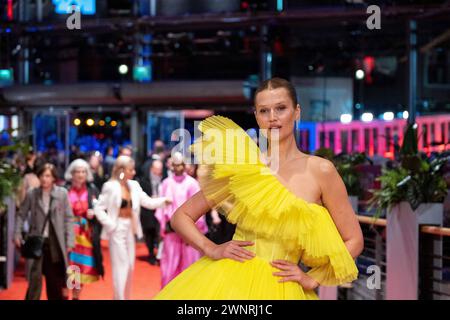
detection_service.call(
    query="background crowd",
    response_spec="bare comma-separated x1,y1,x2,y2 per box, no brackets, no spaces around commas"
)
6,140,235,300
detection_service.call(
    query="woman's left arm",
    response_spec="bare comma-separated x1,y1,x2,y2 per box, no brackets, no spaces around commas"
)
316,158,364,258
138,183,170,210
62,189,75,251
272,158,363,288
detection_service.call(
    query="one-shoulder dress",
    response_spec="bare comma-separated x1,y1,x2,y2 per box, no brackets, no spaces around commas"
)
154,115,358,299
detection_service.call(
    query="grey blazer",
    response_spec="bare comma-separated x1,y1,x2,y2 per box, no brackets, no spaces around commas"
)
15,186,75,268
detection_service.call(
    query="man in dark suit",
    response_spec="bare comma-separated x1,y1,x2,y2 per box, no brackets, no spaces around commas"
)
139,159,164,265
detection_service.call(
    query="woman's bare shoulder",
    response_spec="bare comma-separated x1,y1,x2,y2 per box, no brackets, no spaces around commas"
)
303,155,337,177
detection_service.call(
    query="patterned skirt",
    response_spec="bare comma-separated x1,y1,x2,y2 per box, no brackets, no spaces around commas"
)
68,216,100,284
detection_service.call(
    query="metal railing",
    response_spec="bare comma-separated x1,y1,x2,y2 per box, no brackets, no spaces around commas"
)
338,215,450,300
419,226,450,300
339,215,387,300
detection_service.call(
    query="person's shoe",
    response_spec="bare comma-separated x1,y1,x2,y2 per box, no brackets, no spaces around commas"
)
149,257,158,265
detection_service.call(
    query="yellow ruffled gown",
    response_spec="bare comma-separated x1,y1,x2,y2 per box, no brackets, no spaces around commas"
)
154,115,358,300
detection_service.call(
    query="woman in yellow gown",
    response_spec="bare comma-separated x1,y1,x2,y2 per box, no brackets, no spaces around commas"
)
154,77,364,300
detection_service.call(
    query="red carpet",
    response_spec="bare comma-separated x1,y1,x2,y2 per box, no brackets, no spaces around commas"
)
0,241,162,300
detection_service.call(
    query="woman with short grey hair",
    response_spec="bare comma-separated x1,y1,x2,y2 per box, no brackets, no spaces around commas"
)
64,158,104,300
64,158,94,183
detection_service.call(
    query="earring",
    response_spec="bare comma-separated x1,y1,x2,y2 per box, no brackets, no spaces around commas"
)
294,120,300,146
119,171,125,180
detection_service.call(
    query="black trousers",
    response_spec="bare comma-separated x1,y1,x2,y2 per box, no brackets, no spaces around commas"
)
25,225,66,300
142,225,159,259
140,211,160,260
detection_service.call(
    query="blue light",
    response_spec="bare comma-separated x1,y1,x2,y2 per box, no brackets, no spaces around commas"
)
133,64,152,83
5,28,11,33
52,0,96,15
143,34,153,42
277,0,284,12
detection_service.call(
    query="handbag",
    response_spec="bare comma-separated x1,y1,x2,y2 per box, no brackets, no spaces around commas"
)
21,197,53,259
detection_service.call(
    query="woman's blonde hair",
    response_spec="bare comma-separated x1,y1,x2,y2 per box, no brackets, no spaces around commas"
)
64,158,94,182
110,155,135,181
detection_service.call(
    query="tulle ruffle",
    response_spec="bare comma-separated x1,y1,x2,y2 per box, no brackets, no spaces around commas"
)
189,115,358,286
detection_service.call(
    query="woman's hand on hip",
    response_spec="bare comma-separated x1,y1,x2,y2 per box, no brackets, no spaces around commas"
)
204,240,255,263
271,259,319,290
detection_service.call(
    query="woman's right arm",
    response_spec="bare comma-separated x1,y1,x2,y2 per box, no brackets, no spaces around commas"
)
170,191,255,262
94,183,116,233
14,189,33,247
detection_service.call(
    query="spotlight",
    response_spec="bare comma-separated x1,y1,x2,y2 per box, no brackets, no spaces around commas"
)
355,69,365,80
361,112,373,122
402,111,409,119
86,119,95,126
99,120,105,126
340,114,353,124
382,112,394,121
110,120,118,127
73,118,81,126
119,64,128,75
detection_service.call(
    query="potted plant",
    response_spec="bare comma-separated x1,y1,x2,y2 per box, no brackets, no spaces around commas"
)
369,124,448,218
0,132,29,215
334,152,372,212
368,124,448,300
0,131,29,290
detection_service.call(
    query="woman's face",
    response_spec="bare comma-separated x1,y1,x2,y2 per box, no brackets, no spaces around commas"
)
254,87,300,142
28,154,36,164
39,169,55,189
166,158,173,172
72,167,87,185
124,163,136,180
89,156,100,170
185,164,196,177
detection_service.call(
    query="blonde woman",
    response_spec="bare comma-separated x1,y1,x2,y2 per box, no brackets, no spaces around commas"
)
94,155,171,300
154,78,363,299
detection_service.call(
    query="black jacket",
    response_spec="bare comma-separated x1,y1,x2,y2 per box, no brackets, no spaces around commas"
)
138,175,161,230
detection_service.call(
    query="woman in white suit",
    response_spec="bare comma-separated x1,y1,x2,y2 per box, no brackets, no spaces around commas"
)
94,155,171,300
